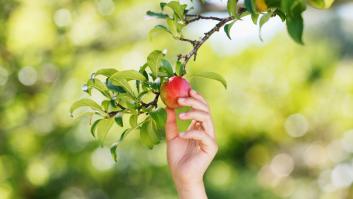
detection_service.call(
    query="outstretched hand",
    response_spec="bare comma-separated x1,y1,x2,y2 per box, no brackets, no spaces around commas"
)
165,90,218,199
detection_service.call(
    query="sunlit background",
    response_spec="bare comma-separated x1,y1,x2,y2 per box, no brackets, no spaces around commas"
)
0,0,353,198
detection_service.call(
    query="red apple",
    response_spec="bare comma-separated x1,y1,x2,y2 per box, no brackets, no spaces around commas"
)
160,76,191,109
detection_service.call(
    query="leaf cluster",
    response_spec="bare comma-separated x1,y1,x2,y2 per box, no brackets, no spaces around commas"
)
71,51,175,161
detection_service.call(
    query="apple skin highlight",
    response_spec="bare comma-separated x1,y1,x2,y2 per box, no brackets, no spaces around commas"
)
160,76,192,109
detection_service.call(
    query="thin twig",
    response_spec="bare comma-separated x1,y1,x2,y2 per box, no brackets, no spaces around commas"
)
141,92,160,108
181,16,234,66
175,37,198,46
180,7,248,67
185,14,224,24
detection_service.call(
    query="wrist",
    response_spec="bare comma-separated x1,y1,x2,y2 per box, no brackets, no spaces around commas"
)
174,180,207,199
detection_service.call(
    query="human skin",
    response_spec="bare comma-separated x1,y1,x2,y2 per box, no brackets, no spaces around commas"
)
165,89,218,199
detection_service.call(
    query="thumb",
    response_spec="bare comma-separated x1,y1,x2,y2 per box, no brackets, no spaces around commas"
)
165,108,178,141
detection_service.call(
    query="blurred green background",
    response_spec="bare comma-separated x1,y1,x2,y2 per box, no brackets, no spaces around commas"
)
1,0,353,198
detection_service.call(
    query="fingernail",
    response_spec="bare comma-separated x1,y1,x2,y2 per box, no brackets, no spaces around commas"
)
179,113,186,118
178,98,185,103
179,132,185,136
191,90,197,95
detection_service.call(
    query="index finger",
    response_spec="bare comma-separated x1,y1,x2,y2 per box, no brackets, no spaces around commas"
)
190,90,207,104
178,97,209,112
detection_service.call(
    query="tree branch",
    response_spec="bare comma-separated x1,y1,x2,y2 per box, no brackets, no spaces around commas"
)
180,16,234,65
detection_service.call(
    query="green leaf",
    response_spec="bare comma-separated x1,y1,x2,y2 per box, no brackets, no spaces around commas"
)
245,0,257,14
135,80,140,93
274,9,286,21
309,0,335,9
108,78,135,97
138,90,149,99
149,81,161,92
94,68,118,77
286,15,304,44
259,12,272,41
96,118,114,141
139,65,149,81
149,25,171,39
224,21,235,40
227,0,238,17
90,119,101,137
110,143,118,162
87,78,110,97
146,10,168,19
176,61,186,76
166,1,187,20
160,59,174,77
282,0,306,16
266,0,281,7
281,0,306,44
190,72,227,89
166,18,181,36
115,93,136,104
101,100,110,111
150,108,167,139
140,118,160,149
110,70,147,81
114,113,123,127
106,80,126,94
251,13,259,24
150,108,167,130
129,114,138,128
70,98,104,117
147,50,164,78
160,2,167,10
120,128,132,141
125,101,138,113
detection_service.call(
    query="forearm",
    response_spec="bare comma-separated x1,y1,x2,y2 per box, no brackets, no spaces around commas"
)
175,181,207,199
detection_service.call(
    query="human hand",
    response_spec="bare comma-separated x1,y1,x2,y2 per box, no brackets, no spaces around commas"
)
165,90,218,199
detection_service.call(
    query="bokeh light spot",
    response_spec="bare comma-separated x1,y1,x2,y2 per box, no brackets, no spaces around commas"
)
246,144,270,168
270,153,294,178
26,161,49,186
18,66,37,86
9,129,38,157
206,161,235,188
54,9,72,27
304,143,327,168
331,163,353,188
285,113,309,138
